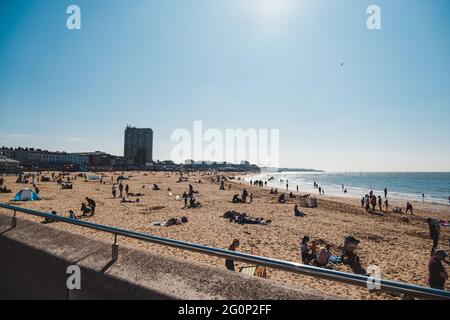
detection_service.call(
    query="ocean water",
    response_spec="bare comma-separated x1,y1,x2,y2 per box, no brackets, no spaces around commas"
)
245,172,450,205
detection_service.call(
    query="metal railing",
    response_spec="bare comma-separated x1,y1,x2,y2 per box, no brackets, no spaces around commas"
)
1,202,449,300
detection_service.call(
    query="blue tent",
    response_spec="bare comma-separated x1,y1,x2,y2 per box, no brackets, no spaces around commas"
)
13,188,40,201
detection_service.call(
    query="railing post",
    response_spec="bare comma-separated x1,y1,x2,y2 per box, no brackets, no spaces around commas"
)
11,210,17,228
112,234,119,261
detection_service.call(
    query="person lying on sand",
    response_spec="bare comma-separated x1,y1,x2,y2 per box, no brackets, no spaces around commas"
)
128,192,145,197
121,197,140,203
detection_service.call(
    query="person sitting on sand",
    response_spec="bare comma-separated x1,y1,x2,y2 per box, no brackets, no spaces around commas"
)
428,249,448,290
278,193,286,204
232,194,242,203
153,184,161,191
406,202,414,215
68,210,78,220
270,188,274,194
225,239,240,271
300,236,315,264
294,205,305,217
81,203,91,216
0,186,12,193
188,197,201,208
314,244,333,268
43,211,58,224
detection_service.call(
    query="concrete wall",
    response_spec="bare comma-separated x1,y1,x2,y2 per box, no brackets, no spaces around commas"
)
0,214,330,300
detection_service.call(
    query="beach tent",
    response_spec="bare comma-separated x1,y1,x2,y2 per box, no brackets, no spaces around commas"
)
13,188,40,201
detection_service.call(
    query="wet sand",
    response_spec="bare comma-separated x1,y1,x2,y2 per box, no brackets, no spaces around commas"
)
0,171,449,299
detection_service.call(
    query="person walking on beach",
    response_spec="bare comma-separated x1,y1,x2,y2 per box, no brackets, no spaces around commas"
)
125,184,130,197
119,182,124,198
384,199,389,212
427,218,441,253
406,202,414,215
225,239,240,271
428,249,448,290
112,184,117,198
384,188,388,198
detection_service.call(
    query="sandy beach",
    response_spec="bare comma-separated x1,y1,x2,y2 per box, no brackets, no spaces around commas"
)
0,171,449,300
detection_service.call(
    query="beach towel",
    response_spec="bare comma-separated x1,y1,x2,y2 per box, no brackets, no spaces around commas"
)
329,256,342,264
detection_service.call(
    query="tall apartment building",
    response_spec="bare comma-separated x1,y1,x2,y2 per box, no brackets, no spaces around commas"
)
124,126,153,165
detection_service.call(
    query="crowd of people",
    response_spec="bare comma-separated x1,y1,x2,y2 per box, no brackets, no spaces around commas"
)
1,171,449,293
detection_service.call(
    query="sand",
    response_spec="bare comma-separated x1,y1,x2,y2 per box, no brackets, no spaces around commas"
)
0,171,449,300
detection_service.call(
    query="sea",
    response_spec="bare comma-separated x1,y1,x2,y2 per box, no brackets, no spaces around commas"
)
244,172,450,205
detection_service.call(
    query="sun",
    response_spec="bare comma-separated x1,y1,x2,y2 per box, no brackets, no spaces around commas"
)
249,0,294,21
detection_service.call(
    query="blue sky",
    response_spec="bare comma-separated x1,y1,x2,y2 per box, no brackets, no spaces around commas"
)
0,0,449,171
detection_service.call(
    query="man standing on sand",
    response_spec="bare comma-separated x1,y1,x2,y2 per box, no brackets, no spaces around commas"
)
378,196,383,212
428,249,448,290
85,197,96,216
384,199,389,212
406,202,414,215
225,239,240,271
427,218,441,253
384,188,388,198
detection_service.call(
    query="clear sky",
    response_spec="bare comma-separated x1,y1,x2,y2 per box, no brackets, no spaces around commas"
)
0,0,449,171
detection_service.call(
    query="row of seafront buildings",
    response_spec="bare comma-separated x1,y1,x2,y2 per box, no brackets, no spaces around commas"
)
0,126,153,172
0,126,260,173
